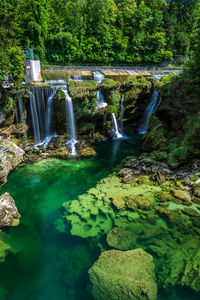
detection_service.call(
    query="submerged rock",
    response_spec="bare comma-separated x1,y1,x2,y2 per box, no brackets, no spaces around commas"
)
173,189,192,205
0,193,20,227
106,227,134,250
89,248,157,300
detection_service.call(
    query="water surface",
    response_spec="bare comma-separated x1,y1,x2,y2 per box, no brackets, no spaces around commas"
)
0,137,141,300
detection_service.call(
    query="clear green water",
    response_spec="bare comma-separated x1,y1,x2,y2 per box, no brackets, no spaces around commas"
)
0,136,199,300
0,137,141,300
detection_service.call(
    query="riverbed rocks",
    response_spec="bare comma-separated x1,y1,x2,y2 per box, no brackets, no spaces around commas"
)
88,248,157,300
0,193,20,227
0,137,25,186
118,156,200,184
173,189,192,205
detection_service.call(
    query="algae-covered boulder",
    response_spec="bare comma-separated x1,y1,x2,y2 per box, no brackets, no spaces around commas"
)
106,226,142,250
0,193,20,228
173,189,192,205
0,137,24,186
89,248,157,300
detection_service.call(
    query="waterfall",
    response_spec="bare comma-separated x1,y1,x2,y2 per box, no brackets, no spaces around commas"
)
120,94,124,135
138,91,161,135
45,79,66,85
112,113,122,139
27,88,41,145
27,87,58,146
62,87,78,156
153,95,162,113
30,60,41,82
44,87,58,145
97,89,107,108
152,74,163,81
18,97,23,121
93,71,105,83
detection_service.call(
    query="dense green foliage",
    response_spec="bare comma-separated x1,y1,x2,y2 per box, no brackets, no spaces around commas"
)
0,0,25,88
0,0,200,81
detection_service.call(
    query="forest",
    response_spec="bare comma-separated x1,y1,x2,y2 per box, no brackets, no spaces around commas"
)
0,0,200,70
1,1,200,300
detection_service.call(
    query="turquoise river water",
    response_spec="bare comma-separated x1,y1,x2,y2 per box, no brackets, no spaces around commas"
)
0,136,199,300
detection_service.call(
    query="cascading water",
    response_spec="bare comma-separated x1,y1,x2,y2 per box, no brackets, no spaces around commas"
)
27,88,41,145
152,74,163,81
120,94,124,135
62,87,78,156
45,80,66,85
44,87,58,146
27,87,58,146
97,89,107,108
153,94,162,113
93,71,105,83
112,113,122,139
138,91,161,135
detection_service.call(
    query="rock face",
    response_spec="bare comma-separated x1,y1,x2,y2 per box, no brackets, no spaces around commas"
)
142,78,200,168
0,137,24,186
89,248,157,300
0,193,20,227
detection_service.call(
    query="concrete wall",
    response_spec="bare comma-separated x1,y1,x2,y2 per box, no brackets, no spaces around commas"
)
24,60,42,83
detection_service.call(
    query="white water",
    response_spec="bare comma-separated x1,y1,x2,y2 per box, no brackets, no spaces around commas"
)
27,88,41,145
120,94,124,135
93,71,105,83
62,87,78,156
44,87,58,146
112,113,122,139
30,60,41,82
45,80,66,85
27,87,58,146
152,74,164,81
138,91,161,135
97,89,107,108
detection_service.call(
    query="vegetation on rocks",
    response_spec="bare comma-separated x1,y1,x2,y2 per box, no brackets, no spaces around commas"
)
89,248,157,300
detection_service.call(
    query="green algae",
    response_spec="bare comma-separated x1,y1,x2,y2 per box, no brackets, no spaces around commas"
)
60,166,200,298
0,136,141,300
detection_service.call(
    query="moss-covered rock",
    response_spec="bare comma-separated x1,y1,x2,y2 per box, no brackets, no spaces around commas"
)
143,77,200,168
88,248,157,300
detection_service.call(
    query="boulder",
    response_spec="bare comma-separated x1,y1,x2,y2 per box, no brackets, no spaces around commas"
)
106,227,134,250
0,137,24,186
135,195,152,210
118,168,134,183
0,193,20,227
173,189,192,205
89,248,157,300
112,197,125,210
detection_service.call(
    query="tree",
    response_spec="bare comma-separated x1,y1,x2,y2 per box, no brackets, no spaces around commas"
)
0,0,24,88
